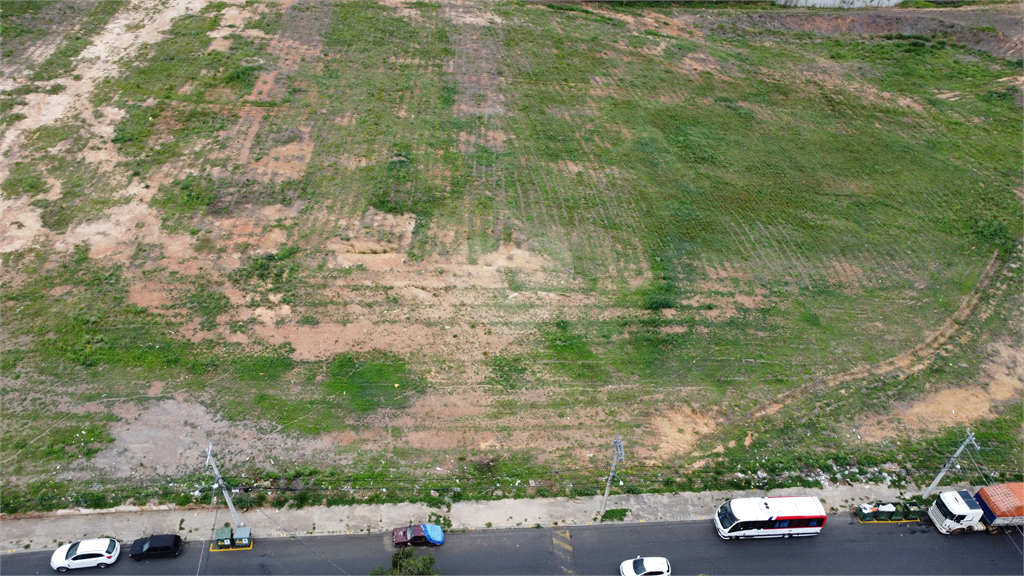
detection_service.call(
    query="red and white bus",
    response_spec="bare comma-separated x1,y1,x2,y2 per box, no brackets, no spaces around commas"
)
714,496,827,540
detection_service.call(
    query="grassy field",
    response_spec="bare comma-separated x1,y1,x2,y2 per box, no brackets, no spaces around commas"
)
0,0,1020,511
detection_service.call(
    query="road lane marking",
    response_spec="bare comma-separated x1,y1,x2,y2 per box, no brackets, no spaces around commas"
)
552,529,575,575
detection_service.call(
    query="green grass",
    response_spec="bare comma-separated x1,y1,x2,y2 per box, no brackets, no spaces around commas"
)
95,12,268,176
542,320,611,382
0,246,210,374
150,175,219,229
601,508,629,521
31,1,124,81
487,355,530,390
1,162,48,198
182,284,231,331
323,351,422,412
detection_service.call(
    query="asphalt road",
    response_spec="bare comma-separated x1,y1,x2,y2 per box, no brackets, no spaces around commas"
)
2,515,1021,575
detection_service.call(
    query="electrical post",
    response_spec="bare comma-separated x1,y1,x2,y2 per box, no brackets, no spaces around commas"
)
599,436,625,519
923,428,978,498
206,443,243,527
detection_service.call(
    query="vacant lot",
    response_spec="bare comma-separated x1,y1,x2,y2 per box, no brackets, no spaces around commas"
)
1,0,1020,511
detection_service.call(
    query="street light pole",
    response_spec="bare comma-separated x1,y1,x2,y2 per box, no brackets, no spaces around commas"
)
922,429,978,498
599,436,625,519
206,443,244,527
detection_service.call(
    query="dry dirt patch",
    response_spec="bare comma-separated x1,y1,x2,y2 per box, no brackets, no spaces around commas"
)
248,124,315,182
649,405,716,459
128,282,172,309
83,399,308,479
858,340,1023,442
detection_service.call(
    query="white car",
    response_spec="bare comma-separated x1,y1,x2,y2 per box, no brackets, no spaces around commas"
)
50,538,120,572
620,556,671,576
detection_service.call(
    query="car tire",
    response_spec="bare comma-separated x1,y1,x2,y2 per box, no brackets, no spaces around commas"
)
97,563,109,569
57,568,69,573
950,528,965,536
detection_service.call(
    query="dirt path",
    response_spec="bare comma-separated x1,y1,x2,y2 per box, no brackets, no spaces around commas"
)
757,250,1006,418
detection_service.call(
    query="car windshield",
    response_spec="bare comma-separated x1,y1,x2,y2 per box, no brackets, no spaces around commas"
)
406,528,413,540
142,537,151,552
65,543,80,560
106,539,117,554
935,498,957,521
632,559,647,575
718,501,738,529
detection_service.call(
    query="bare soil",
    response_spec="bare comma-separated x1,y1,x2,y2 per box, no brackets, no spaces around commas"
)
858,340,1024,441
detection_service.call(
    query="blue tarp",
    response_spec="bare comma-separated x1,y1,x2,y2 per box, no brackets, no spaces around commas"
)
422,524,445,545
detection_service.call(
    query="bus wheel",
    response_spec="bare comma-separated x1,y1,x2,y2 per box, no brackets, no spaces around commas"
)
784,534,791,539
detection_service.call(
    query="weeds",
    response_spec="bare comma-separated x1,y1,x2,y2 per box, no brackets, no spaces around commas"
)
1,162,48,198
323,351,422,412
542,320,610,382
600,508,629,522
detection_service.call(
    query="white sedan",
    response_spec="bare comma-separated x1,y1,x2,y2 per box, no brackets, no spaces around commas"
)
620,556,671,576
50,538,120,572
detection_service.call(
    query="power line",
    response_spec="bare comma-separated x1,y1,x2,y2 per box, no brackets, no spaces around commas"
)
254,506,349,575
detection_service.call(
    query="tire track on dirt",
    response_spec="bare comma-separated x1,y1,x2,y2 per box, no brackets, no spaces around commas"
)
550,80,645,282
756,249,1006,418
545,85,621,280
443,2,512,264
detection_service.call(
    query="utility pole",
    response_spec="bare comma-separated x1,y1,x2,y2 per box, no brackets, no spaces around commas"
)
206,443,243,527
923,429,978,498
599,436,625,518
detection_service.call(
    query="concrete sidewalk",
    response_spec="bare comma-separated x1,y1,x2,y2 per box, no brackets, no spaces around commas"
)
0,483,924,555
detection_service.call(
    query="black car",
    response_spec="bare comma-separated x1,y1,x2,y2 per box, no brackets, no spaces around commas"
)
128,535,183,560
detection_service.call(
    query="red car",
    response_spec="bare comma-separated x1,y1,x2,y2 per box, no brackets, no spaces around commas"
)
392,524,445,546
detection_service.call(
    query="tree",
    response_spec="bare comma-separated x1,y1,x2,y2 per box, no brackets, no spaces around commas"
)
370,547,440,576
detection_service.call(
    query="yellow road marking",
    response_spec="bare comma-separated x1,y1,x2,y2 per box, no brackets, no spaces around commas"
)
208,543,253,552
553,538,573,552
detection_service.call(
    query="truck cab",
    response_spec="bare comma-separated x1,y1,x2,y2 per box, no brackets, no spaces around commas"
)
928,490,983,534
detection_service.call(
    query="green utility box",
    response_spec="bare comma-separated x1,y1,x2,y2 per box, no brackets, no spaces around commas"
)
890,503,906,521
875,503,896,521
857,503,877,521
904,502,923,521
232,527,251,548
215,527,233,549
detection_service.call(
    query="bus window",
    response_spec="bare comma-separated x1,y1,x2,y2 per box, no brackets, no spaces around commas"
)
775,520,789,528
729,522,748,533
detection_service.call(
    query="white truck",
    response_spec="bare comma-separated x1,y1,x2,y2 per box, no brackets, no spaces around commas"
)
928,483,1023,535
